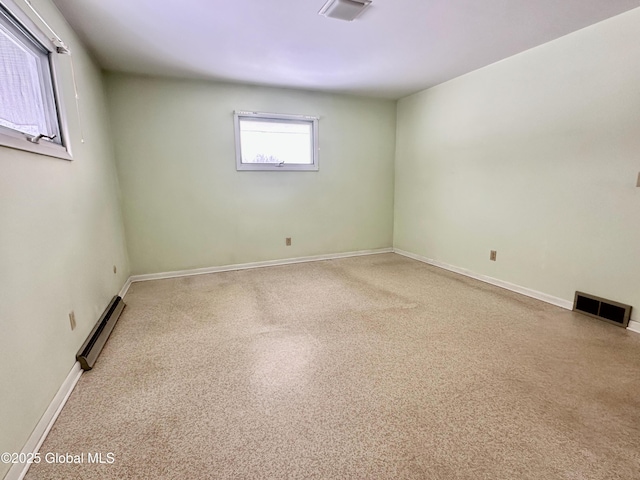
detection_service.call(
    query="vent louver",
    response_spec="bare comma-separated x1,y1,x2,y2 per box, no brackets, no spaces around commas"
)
573,291,631,328
318,0,371,21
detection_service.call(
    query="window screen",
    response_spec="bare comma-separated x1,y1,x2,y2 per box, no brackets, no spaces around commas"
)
0,3,61,144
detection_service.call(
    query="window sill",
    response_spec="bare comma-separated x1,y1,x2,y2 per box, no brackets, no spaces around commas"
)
0,131,72,161
237,163,318,172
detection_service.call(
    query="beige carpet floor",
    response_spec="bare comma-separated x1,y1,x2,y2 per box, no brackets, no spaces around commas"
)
26,253,640,479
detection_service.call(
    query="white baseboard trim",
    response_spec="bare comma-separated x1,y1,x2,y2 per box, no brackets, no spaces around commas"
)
627,320,640,334
118,277,132,299
129,248,394,283
6,362,83,480
393,248,639,334
393,248,574,310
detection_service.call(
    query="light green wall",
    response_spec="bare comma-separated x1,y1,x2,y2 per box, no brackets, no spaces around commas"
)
394,8,640,318
106,74,396,275
0,1,129,475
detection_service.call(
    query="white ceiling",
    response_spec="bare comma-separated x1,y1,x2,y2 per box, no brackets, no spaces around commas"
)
52,0,640,99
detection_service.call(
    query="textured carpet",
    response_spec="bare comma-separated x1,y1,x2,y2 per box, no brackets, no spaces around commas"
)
26,253,640,479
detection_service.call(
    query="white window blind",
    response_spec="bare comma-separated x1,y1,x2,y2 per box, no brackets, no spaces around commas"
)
0,1,65,155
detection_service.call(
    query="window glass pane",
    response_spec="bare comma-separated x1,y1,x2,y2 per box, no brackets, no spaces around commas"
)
0,19,54,138
239,119,312,165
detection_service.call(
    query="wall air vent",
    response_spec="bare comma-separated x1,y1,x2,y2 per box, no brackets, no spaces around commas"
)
573,291,632,328
76,296,125,370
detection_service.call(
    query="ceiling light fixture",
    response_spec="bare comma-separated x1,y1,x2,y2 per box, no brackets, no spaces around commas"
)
318,0,372,22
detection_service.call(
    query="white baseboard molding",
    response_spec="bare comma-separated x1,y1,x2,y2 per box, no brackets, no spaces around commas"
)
6,362,83,480
393,248,575,310
393,248,639,334
627,320,640,334
129,248,394,283
118,277,132,299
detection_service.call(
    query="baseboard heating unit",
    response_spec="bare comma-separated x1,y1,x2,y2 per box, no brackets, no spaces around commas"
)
76,296,126,370
573,291,632,328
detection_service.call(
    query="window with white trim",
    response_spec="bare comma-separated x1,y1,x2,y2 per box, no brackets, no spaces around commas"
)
234,111,319,171
0,0,70,159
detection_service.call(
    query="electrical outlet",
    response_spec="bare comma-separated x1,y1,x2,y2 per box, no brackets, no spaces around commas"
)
285,237,292,246
69,311,76,330
490,250,497,261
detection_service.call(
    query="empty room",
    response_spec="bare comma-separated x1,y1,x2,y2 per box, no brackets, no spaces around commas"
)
1,0,639,478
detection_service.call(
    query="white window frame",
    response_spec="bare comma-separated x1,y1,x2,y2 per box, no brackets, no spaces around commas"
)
0,0,71,160
234,111,319,171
